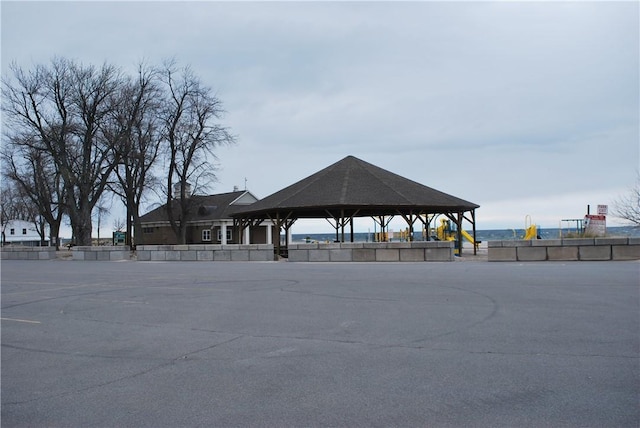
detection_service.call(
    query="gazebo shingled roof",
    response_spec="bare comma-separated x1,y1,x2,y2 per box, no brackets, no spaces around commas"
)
233,155,478,217
232,156,480,253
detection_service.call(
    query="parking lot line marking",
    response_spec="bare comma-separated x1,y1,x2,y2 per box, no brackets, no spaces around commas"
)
1,317,41,324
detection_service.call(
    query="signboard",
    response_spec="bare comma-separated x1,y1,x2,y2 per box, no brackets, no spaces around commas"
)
113,231,126,246
597,205,608,215
584,215,606,237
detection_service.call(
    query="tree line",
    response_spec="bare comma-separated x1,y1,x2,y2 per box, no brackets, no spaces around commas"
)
2,57,236,248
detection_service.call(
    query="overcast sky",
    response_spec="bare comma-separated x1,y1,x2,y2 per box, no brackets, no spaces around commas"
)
2,1,638,235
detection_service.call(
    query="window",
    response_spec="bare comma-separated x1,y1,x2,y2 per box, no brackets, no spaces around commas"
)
22,228,27,235
10,228,15,235
142,227,154,234
202,229,211,242
217,229,233,242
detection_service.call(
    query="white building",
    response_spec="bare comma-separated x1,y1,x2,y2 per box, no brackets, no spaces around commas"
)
1,219,49,246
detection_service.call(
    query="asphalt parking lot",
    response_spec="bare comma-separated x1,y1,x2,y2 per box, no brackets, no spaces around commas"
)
2,260,638,427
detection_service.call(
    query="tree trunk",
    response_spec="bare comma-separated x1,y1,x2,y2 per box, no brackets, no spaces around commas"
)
178,222,188,245
72,208,93,246
132,211,143,247
126,200,133,249
50,223,61,250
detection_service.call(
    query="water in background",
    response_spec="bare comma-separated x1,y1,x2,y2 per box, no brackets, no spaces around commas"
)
292,226,640,243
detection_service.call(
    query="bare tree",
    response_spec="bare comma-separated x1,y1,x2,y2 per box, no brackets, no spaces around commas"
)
108,62,162,248
2,141,66,248
612,174,640,226
159,61,235,244
3,58,123,245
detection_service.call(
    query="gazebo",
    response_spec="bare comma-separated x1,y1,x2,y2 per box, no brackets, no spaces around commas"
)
232,155,480,256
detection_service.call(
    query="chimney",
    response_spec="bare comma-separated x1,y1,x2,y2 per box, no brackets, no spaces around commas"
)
173,182,192,199
233,185,239,192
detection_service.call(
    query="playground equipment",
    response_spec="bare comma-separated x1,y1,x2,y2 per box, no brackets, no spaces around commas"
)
522,215,540,240
432,218,480,251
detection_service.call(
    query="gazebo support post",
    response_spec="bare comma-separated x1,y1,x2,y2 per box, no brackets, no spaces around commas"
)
399,210,418,242
350,216,354,242
457,212,463,256
267,212,295,260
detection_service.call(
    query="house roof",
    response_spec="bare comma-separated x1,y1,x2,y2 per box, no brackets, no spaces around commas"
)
232,155,479,219
139,190,256,224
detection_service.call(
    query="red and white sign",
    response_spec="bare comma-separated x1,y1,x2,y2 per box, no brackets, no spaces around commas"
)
585,214,606,236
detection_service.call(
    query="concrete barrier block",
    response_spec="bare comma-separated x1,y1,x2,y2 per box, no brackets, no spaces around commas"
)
249,250,273,262
150,251,166,261
287,250,309,262
174,245,189,251
292,243,318,250
488,247,517,262
256,244,274,251
231,250,250,261
318,243,341,250
363,242,387,249
595,238,628,246
352,248,376,262
181,251,197,261
563,238,595,246
110,251,127,261
502,240,531,247
38,251,50,260
309,250,330,262
579,245,611,261
376,248,399,262
425,248,454,261
239,244,257,250
437,241,455,248
612,245,640,260
533,239,562,247
330,249,352,262
164,251,180,261
137,250,151,261
547,246,579,261
629,237,640,245
340,242,363,249
388,242,412,249
188,245,206,251
96,251,110,261
28,251,39,260
213,250,231,261
400,248,425,262
222,245,240,251
197,250,214,261
517,247,547,261
409,241,431,248
487,241,503,248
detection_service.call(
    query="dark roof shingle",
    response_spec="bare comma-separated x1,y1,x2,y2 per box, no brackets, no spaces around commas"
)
233,156,479,218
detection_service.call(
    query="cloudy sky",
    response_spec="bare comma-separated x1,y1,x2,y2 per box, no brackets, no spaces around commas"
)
2,1,638,235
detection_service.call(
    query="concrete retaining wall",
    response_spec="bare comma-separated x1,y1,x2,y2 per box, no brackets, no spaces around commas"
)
288,241,454,262
1,246,57,260
488,238,640,261
72,246,131,261
136,244,274,262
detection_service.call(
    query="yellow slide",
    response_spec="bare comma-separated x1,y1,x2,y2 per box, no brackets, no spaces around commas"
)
523,224,537,240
